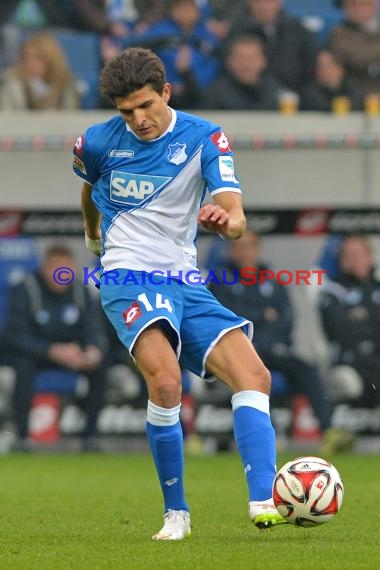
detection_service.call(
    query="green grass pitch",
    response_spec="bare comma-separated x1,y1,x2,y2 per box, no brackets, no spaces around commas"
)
0,452,379,570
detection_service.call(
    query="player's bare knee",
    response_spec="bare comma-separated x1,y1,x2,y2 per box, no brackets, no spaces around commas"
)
249,363,271,394
151,374,182,407
260,365,272,394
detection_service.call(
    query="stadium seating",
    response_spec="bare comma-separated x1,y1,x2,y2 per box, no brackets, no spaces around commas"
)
284,0,343,45
52,30,101,109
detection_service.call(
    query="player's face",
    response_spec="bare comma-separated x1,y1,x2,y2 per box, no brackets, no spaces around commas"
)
115,84,172,141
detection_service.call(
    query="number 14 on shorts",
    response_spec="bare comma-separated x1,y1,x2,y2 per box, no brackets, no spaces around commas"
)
123,293,173,328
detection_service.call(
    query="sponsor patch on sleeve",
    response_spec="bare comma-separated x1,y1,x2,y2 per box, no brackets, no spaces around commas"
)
211,131,231,153
218,156,238,183
74,135,84,156
73,154,87,175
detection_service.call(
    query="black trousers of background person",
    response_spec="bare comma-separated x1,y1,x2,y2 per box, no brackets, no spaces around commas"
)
10,354,106,441
258,350,332,432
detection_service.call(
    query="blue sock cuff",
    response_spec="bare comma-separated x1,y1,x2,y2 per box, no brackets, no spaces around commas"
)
231,390,269,414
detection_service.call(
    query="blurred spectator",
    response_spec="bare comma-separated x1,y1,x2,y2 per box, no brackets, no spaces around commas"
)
2,245,107,451
198,0,244,39
100,2,138,89
0,31,80,110
300,49,364,111
206,0,245,21
134,0,168,32
208,230,353,454
107,0,139,37
127,0,221,108
0,0,125,35
201,34,284,110
319,234,380,406
329,0,380,94
0,0,77,67
228,0,318,93
0,1,118,69
0,0,76,30
74,0,116,34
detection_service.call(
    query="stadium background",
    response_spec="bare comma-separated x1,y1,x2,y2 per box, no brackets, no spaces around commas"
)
1,0,380,452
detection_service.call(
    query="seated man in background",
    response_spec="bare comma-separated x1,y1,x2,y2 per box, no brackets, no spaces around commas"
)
2,245,106,451
208,229,353,455
329,0,380,95
300,49,364,112
319,233,380,407
200,34,284,110
228,0,317,94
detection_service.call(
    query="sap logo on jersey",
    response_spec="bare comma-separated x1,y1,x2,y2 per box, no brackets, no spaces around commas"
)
219,156,238,183
110,171,171,206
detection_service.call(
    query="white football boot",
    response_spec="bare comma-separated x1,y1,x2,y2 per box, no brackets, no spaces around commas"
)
249,499,288,530
152,509,191,541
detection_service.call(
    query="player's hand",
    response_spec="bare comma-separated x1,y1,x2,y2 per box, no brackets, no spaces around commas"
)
85,234,102,256
197,204,229,234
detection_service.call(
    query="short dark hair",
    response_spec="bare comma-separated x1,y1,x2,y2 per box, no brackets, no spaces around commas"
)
100,47,166,102
45,244,74,259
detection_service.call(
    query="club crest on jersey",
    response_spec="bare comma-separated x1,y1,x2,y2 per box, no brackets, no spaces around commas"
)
110,171,171,206
211,131,231,153
167,143,187,165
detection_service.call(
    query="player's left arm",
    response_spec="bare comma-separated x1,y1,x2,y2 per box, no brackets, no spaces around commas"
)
197,191,246,240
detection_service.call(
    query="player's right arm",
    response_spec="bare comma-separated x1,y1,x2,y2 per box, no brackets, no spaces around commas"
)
73,131,102,254
200,128,245,239
81,182,102,254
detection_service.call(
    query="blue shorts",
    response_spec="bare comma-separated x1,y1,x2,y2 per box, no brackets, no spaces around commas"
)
100,270,253,378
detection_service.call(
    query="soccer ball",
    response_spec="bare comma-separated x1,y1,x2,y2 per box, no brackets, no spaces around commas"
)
272,456,344,527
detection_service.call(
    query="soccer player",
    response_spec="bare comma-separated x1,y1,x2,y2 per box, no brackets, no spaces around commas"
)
73,47,285,540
